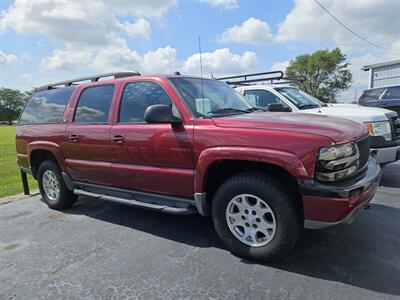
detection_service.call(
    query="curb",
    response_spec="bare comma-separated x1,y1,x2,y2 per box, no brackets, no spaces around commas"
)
0,190,40,205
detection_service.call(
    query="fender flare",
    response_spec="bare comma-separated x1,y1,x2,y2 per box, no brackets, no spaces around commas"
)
27,141,66,174
194,146,310,193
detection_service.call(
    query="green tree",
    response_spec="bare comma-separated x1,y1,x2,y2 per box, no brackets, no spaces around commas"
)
286,48,352,103
0,88,31,125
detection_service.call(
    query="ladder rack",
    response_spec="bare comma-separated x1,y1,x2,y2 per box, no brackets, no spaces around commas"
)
214,71,306,86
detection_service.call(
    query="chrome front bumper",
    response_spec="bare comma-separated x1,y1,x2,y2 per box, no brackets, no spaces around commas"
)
371,145,400,164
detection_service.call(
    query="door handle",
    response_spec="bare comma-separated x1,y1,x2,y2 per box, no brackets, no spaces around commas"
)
69,133,79,143
112,134,124,144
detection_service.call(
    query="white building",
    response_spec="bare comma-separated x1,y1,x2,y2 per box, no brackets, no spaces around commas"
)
362,59,400,89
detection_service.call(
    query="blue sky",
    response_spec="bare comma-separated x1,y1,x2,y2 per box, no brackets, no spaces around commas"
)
1,0,399,101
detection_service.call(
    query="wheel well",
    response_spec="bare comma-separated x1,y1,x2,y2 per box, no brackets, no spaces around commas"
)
30,150,58,179
204,160,302,206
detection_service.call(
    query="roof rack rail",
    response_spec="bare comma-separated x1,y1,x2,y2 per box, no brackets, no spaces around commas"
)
35,70,141,92
269,75,307,85
214,71,306,86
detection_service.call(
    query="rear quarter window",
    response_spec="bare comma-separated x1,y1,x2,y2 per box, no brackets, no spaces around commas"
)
19,87,74,125
383,86,400,99
359,88,385,102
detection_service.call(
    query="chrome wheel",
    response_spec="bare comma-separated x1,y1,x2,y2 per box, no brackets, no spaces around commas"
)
226,194,276,247
42,170,60,201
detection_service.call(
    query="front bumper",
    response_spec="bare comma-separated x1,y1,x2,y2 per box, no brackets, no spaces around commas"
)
298,157,381,229
371,145,400,164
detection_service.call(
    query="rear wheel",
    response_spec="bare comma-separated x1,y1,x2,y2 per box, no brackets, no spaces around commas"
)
38,160,76,209
212,172,301,262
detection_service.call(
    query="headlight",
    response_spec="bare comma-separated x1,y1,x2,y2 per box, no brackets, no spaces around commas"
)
316,142,359,182
364,121,391,141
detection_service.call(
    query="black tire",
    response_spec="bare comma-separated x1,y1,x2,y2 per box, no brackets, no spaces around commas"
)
212,172,302,262
37,160,77,209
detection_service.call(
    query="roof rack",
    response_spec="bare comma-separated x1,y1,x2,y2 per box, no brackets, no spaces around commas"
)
214,71,306,86
35,70,141,92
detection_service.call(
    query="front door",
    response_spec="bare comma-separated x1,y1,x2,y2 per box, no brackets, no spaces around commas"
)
63,85,115,185
111,81,194,198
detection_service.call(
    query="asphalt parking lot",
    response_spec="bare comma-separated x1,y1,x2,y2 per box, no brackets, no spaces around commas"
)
1,163,399,299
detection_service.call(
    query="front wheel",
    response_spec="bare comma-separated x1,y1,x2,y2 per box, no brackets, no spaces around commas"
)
38,160,77,209
212,172,301,262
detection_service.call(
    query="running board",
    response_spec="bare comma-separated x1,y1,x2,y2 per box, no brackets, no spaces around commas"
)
73,189,197,215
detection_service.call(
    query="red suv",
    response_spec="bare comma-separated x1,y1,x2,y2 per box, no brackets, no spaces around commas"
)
16,71,381,261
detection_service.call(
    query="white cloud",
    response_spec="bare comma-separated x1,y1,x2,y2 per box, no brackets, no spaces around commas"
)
118,18,151,39
1,0,177,73
93,44,257,77
92,38,141,71
349,54,377,88
270,60,290,73
182,48,258,76
109,0,176,17
338,53,378,102
141,46,179,74
32,10,258,79
200,0,238,10
0,50,18,64
93,40,257,76
21,73,34,83
274,0,400,102
1,1,116,48
218,18,274,44
41,48,92,70
276,0,400,51
92,41,177,74
0,0,175,49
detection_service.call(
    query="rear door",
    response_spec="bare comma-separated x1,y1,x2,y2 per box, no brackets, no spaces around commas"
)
110,80,194,198
63,84,115,185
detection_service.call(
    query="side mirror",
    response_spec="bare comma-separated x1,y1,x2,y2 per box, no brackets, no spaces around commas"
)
144,104,182,124
267,103,291,112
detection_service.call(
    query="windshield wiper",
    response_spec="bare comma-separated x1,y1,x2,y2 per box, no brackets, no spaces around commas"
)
246,107,266,112
298,104,320,110
210,108,251,115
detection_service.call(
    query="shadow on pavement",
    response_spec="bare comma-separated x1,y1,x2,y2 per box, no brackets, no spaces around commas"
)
65,198,400,297
380,162,400,188
268,204,400,296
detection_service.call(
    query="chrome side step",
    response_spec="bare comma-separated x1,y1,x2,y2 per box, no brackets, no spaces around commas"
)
73,189,196,215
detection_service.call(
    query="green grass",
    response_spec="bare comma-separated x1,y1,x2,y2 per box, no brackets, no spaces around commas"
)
0,126,37,198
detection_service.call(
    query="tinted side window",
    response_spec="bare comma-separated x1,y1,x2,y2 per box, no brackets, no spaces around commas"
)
19,87,73,124
119,81,172,123
74,85,114,124
244,90,281,107
359,88,385,102
384,86,400,99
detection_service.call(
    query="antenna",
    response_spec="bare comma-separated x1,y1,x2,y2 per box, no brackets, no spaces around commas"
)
198,35,204,79
198,35,205,117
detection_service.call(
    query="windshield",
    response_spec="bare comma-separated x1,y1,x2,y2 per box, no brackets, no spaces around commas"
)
275,87,327,110
169,77,255,117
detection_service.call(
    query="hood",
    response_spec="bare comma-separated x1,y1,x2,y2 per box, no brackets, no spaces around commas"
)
302,103,392,123
212,112,367,144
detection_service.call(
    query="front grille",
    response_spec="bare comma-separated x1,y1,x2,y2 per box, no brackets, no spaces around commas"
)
390,116,400,140
356,136,370,170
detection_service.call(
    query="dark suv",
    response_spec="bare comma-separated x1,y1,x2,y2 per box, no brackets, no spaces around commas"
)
359,85,400,115
16,71,381,261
